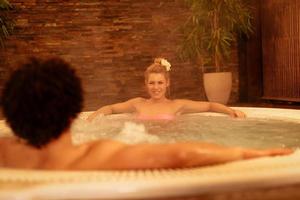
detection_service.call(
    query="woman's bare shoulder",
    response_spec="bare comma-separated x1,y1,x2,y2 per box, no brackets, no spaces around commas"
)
173,99,206,104
128,97,146,104
172,99,191,105
171,99,204,112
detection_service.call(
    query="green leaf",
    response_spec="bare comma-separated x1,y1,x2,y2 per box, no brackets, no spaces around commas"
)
0,0,14,48
178,0,253,71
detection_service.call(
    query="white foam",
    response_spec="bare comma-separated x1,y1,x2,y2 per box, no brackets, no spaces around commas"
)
113,121,160,144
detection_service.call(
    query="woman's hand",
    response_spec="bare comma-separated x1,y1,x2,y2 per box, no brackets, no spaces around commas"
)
230,109,246,118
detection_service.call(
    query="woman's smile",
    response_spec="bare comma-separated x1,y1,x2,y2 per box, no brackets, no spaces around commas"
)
146,73,169,100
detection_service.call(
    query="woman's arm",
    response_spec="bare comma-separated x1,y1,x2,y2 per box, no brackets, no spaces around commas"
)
208,102,246,117
87,97,144,121
176,100,246,118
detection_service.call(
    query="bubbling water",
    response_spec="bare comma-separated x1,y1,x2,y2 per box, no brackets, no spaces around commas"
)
71,114,300,149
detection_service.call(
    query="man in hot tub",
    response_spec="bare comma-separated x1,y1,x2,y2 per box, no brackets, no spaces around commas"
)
0,57,292,170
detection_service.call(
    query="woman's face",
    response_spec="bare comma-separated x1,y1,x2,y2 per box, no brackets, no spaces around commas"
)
146,73,169,100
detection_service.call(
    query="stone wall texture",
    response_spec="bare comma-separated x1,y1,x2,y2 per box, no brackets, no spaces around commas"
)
0,0,239,111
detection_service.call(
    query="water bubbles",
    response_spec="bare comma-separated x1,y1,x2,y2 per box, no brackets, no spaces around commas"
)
71,114,300,149
113,122,160,144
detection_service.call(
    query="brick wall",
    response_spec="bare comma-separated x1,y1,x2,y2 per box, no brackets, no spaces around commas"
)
0,0,239,112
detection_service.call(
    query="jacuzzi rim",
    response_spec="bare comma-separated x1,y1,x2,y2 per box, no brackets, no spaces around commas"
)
83,106,300,122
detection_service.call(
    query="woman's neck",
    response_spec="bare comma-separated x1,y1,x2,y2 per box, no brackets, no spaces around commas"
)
148,97,169,103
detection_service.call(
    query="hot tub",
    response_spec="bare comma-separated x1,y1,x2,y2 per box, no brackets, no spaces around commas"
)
0,107,300,200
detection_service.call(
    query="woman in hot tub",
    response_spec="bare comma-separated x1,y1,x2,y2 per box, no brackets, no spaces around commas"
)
87,58,245,122
0,57,291,170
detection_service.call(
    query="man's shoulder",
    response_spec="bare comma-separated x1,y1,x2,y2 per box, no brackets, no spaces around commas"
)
0,136,17,147
71,139,128,170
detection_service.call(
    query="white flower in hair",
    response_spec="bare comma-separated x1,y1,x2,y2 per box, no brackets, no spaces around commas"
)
161,58,171,71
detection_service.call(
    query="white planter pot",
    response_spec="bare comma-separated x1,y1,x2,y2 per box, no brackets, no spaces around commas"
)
203,72,232,104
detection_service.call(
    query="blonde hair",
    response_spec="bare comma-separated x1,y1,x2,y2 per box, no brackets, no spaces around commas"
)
144,58,170,82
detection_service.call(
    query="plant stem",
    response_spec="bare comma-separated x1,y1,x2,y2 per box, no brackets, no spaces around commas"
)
213,0,221,72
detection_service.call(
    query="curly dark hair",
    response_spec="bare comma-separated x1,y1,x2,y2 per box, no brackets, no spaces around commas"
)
1,57,83,148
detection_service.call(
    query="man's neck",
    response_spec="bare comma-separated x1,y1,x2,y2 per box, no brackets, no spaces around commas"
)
45,130,73,149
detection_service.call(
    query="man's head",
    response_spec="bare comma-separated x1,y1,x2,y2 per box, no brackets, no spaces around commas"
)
1,57,83,148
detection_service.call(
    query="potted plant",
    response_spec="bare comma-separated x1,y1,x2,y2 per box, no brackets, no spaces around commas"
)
0,0,14,48
179,0,253,104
